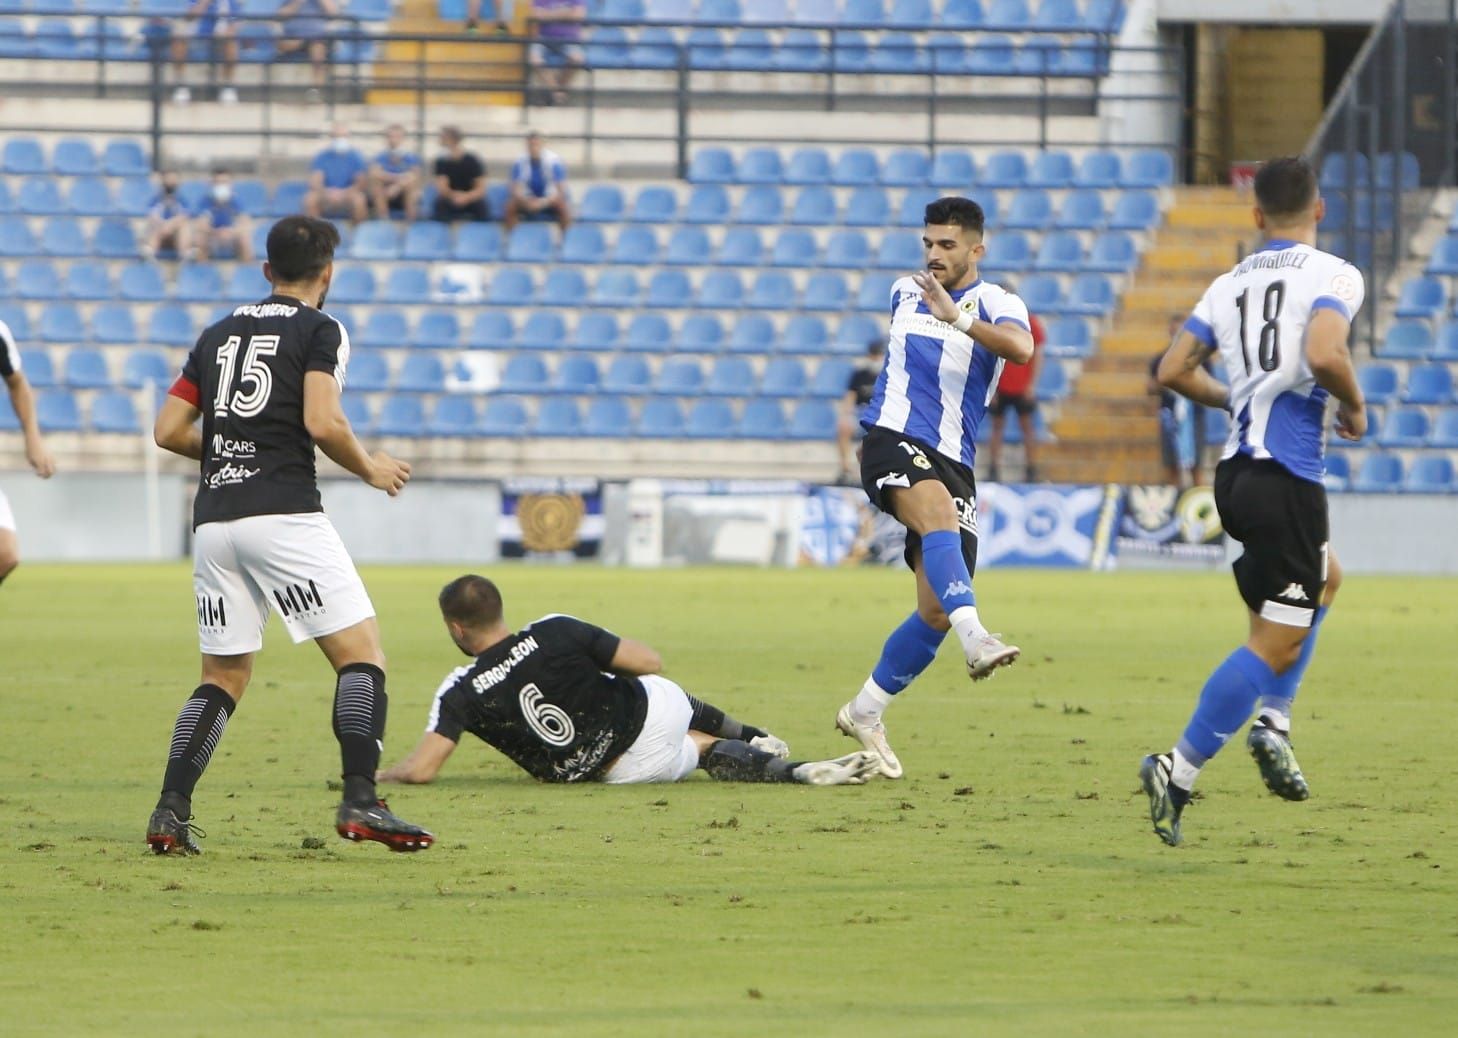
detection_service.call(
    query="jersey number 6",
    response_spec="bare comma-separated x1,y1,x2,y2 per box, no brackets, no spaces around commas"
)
519,683,576,747
213,334,280,419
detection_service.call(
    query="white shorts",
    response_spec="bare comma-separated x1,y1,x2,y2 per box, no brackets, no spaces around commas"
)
193,512,375,656
600,675,701,785
0,487,14,533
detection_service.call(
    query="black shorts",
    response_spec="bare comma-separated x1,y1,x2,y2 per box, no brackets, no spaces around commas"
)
1214,453,1328,627
989,392,1036,418
860,426,979,575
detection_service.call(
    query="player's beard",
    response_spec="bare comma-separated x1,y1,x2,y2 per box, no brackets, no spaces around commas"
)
935,259,969,289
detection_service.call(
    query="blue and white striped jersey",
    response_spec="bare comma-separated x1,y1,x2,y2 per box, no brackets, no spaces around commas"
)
1186,239,1364,484
860,276,1030,468
0,319,21,379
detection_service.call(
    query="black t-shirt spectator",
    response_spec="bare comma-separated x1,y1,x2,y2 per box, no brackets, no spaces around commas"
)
848,368,877,409
435,151,485,193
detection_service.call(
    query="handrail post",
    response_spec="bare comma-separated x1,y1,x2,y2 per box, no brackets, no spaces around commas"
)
675,43,689,180
148,29,164,173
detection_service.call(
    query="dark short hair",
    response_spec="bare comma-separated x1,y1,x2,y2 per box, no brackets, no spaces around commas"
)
924,196,985,236
266,216,340,283
441,125,462,143
439,574,504,628
867,337,886,355
1254,156,1317,221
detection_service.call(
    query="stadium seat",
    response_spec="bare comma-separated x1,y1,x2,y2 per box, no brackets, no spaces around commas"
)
1086,231,1138,273
623,185,672,224
698,270,745,308
551,355,600,394
583,396,633,437
175,264,223,303
794,0,839,21
18,177,64,215
402,222,451,261
52,137,98,176
1403,364,1455,405
737,185,785,225
689,148,735,184
396,353,447,393
109,177,151,219
980,231,1031,272
738,147,785,185
613,226,662,266
771,228,819,267
963,33,1014,75
16,260,61,300
0,306,30,341
15,349,52,390
587,270,636,308
803,272,850,311
1357,364,1399,406
538,269,590,308
1403,454,1454,493
779,315,828,354
466,311,515,351
39,304,85,344
646,267,694,309
89,391,141,434
738,397,786,437
66,177,114,217
3,138,46,175
531,396,581,437
358,309,409,350
823,229,873,268
498,354,551,394
760,357,807,396
347,352,390,392
37,390,82,432
504,223,555,264
929,150,975,191
1004,189,1052,230
687,27,728,70
857,272,899,312
225,265,269,302
1018,274,1063,314
117,263,166,302
654,358,704,396
629,25,681,69
677,314,725,352
416,312,461,350
746,271,796,310
1033,231,1084,272
578,184,626,224
788,398,837,439
619,313,669,354
556,224,603,265
1043,317,1093,357
684,398,736,438
683,184,732,224
843,0,886,21
271,180,309,216
42,218,87,257
1376,407,1431,447
1426,235,1458,276
1073,150,1122,189
1027,152,1075,190
1123,149,1175,188
1109,190,1159,230
831,149,880,187
788,186,838,225
487,268,536,306
102,139,149,177
381,267,430,304
1320,153,1368,190
869,32,929,73
1395,276,1446,320
1058,189,1106,229
704,357,755,397
1430,408,1458,447
602,355,652,395
350,221,400,260
90,304,137,346
375,395,426,437
831,30,872,69
1035,361,1070,400
807,358,853,397
785,148,832,187
666,226,712,266
638,398,685,437
1064,274,1115,316
584,25,631,68
844,187,890,227
1375,151,1421,191
727,314,776,354
453,223,503,262
1381,320,1435,360
1322,453,1350,492
63,347,111,389
1351,452,1403,492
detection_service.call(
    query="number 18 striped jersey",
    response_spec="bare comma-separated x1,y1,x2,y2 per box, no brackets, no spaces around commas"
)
1184,238,1364,484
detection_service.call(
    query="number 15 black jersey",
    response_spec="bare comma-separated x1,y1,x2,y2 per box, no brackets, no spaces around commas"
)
170,294,351,528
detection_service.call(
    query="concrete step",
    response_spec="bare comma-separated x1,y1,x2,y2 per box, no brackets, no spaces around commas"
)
1058,396,1157,419
1050,414,1157,440
1121,282,1210,314
1073,370,1150,398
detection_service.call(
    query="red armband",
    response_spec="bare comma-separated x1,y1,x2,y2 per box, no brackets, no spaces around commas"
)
168,374,200,408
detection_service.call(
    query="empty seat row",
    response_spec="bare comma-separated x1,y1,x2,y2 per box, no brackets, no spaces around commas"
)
1324,451,1458,493
1318,151,1420,192
10,346,172,390
0,260,269,302
0,136,147,177
0,0,390,16
689,146,1170,189
0,387,144,435
1354,362,1458,406
1326,404,1458,449
579,0,1125,31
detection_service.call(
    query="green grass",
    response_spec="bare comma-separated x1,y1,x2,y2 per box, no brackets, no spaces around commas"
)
0,564,1454,1036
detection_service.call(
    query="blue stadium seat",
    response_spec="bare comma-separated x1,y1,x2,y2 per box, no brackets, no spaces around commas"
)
1109,190,1159,231
807,358,853,397
686,27,728,70
531,396,581,437
118,263,166,302
611,226,661,266
0,305,30,341
512,311,563,351
381,267,430,304
624,313,673,352
645,270,693,309
52,137,98,176
591,270,640,307
887,0,933,25
1032,231,1083,272
777,315,825,354
1351,452,1402,492
487,268,536,306
1074,150,1122,189
3,138,45,175
454,223,503,262
89,391,141,434
630,25,682,69
683,184,731,224
583,396,633,437
1376,407,1431,447
560,224,605,264
222,264,267,301
402,222,451,261
91,304,137,345
793,0,839,21
64,347,111,389
538,269,590,307
638,398,686,437
727,314,776,353
350,221,401,260
347,351,390,392
628,185,676,223
1063,274,1114,316
467,311,516,350
0,18,29,61
1035,360,1069,400
0,215,37,257
771,28,829,70
843,186,890,227
102,139,148,177
1381,320,1434,360
1374,151,1420,191
984,0,1029,26
341,394,373,432
39,304,85,343
738,397,786,438
1043,317,1092,357
0,178,13,213
1003,189,1052,230
112,177,154,218
980,231,1031,272
684,398,736,438
1086,231,1137,273
1058,189,1106,229
760,357,807,396
1124,149,1174,188
375,395,426,437
1320,153,1368,190
857,271,898,311
771,228,819,267
66,177,114,216
552,355,600,394
831,149,880,186
270,180,309,216
1084,0,1122,27
396,353,447,393
579,184,626,224
824,229,873,268
175,264,223,303
1426,235,1458,276
737,184,785,225
738,147,785,185
37,390,82,432
979,153,1029,190
585,25,631,69
654,358,704,395
803,272,850,311
15,349,52,389
602,355,652,394
741,0,781,20
1396,276,1446,319
416,312,461,350
930,150,975,189
16,260,61,300
962,32,1014,74
1358,364,1399,405
705,357,755,396
573,313,620,352
689,147,736,184
1403,363,1455,404
1430,408,1458,447
1404,454,1455,493
878,149,930,188
1322,453,1350,492
941,0,984,25
788,186,838,225
747,271,796,310
677,313,725,352
498,354,551,393
699,270,745,308
788,398,837,439
1018,274,1063,313
894,191,935,227
666,226,712,265
19,178,64,215
358,309,409,350
784,148,832,186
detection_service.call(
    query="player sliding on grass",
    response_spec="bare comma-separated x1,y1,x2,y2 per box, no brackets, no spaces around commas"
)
836,197,1035,779
1140,156,1366,845
379,575,880,788
146,216,432,855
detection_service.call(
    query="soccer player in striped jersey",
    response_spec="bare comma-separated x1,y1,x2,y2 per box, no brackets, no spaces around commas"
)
1139,156,1367,845
836,197,1035,779
0,318,56,587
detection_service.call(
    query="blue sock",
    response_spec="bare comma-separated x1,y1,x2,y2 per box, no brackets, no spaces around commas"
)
1258,606,1326,724
1175,647,1276,766
870,612,947,695
920,529,975,613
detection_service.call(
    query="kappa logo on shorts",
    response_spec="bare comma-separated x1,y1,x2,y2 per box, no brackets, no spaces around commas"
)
273,580,326,618
876,472,911,491
1277,583,1310,602
196,594,227,628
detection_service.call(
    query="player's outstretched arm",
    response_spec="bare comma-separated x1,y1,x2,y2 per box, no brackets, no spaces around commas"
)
910,271,1033,363
608,638,663,677
303,370,411,495
1305,309,1367,441
1157,331,1230,409
5,372,55,478
378,732,457,784
153,394,204,460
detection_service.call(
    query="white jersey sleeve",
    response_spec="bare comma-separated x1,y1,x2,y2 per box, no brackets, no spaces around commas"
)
975,283,1031,330
0,319,21,379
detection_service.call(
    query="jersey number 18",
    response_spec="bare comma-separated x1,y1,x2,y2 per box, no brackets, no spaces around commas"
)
1234,280,1284,375
213,334,279,419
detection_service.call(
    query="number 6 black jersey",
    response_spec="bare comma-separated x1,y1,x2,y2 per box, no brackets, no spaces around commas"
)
169,294,351,528
1184,240,1365,484
426,615,650,783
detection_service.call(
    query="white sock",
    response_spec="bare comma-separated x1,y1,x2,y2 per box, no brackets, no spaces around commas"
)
850,679,893,724
947,605,988,656
1258,707,1291,734
1170,747,1202,790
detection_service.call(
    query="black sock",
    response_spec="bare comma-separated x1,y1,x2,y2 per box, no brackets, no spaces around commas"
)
699,739,797,783
158,684,237,814
685,694,767,742
333,663,387,805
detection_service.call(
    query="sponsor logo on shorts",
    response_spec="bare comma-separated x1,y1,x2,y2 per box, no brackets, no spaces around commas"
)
273,580,325,618
954,494,978,535
1277,582,1309,602
552,727,615,782
197,593,227,628
206,463,261,489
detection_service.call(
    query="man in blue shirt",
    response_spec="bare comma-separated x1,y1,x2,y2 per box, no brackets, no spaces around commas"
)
835,196,1034,780
504,131,571,232
194,168,253,262
369,124,423,221
304,123,368,223
170,0,239,105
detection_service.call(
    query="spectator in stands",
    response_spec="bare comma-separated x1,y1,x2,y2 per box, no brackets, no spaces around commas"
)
1149,313,1199,487
528,0,586,106
986,288,1047,482
370,124,423,221
836,338,885,484
193,168,253,262
275,0,339,101
465,0,513,33
143,171,195,260
504,131,571,232
305,123,369,224
171,0,240,106
431,126,489,223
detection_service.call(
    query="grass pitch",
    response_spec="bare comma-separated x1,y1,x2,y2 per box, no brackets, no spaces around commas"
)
0,563,1454,1036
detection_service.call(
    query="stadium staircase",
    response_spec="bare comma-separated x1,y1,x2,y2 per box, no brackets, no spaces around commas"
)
368,0,524,108
1041,186,1254,484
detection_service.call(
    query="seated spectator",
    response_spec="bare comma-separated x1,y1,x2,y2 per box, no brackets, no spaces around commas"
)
836,338,885,484
193,168,253,262
504,131,571,232
370,124,423,221
465,0,512,32
143,171,194,260
171,0,239,105
528,0,585,105
431,126,489,223
276,0,338,101
305,123,369,223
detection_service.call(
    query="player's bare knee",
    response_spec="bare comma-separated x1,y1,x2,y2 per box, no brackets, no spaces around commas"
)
1323,555,1343,606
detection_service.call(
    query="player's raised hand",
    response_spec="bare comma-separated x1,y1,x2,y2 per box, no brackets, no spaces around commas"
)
1334,400,1367,441
368,450,412,496
911,270,961,325
26,439,55,479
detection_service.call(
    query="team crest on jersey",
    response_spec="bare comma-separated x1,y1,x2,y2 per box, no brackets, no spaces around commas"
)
913,454,932,470
1330,274,1359,302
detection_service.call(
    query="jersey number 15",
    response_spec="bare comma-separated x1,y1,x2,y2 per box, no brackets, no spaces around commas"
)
213,335,279,419
1234,280,1284,375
